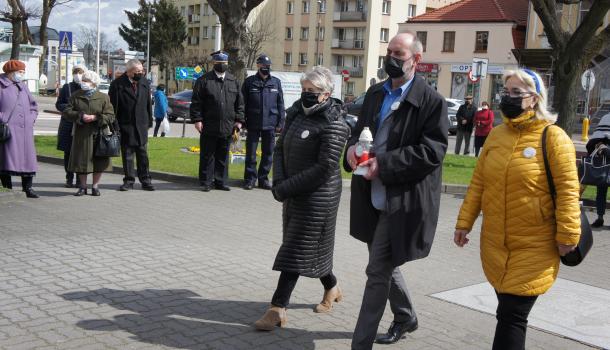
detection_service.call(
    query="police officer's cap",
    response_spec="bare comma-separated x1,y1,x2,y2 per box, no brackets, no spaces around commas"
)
211,51,229,62
256,54,272,66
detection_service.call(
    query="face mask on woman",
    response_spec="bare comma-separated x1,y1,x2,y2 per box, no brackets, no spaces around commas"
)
11,72,24,83
301,91,322,109
73,74,83,83
80,82,95,91
499,95,525,119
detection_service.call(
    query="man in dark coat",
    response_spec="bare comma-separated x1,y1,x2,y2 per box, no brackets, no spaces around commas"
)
190,51,245,192
55,65,85,188
109,59,155,191
455,95,475,155
345,32,448,349
242,54,285,190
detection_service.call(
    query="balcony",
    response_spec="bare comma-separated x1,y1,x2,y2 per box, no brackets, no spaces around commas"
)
188,14,200,23
333,11,367,21
331,66,364,78
331,39,365,49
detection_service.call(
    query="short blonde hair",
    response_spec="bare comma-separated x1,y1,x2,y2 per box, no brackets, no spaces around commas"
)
300,66,334,94
503,69,556,123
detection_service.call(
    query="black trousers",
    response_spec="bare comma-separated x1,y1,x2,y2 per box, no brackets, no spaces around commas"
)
199,134,231,186
0,174,33,191
244,129,275,184
596,185,608,217
63,150,76,184
271,271,337,308
153,119,165,137
121,143,152,185
493,293,538,350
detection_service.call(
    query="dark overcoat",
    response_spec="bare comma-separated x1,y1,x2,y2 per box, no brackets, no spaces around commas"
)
343,77,448,267
108,74,152,147
62,91,116,174
55,82,81,151
271,99,349,278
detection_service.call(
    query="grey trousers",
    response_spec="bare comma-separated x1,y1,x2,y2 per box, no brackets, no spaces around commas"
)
352,214,416,350
455,129,472,155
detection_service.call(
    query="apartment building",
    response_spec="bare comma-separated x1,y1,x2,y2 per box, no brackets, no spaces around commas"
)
399,0,528,108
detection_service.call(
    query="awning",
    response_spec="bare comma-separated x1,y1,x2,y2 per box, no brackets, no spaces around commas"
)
511,48,554,69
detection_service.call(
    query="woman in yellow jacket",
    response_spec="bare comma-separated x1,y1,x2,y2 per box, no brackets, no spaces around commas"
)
454,69,581,350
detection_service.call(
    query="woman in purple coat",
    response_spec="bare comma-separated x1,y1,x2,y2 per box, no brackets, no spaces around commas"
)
0,60,39,198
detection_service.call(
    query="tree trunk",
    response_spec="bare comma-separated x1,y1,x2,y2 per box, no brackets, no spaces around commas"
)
39,5,50,75
223,15,247,81
552,56,582,134
10,20,20,59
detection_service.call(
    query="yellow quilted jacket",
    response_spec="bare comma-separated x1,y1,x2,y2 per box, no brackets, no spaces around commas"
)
456,111,581,296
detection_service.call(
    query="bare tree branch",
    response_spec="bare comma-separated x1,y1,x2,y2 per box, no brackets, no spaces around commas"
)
531,0,566,52
565,0,610,55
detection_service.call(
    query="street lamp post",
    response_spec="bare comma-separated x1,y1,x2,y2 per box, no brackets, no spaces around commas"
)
315,0,322,66
96,0,101,74
147,3,151,78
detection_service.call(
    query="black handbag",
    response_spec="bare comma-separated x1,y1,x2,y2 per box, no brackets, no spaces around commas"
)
95,122,121,157
580,145,610,186
542,125,593,266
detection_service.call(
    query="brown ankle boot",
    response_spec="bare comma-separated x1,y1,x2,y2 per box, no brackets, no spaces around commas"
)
314,286,343,313
254,306,287,331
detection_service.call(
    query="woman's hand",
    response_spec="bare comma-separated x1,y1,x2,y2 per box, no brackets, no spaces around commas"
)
347,145,358,170
82,114,97,123
454,229,470,247
557,244,576,256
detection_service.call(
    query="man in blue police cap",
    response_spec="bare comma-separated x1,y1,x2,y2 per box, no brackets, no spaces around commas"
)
190,51,245,191
242,54,285,190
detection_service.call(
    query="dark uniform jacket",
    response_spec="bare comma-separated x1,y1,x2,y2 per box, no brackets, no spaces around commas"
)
456,103,476,132
343,77,448,267
108,74,152,147
242,73,285,131
272,98,349,278
55,82,81,152
190,71,245,137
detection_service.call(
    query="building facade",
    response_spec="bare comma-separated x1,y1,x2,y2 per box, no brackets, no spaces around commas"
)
399,0,528,109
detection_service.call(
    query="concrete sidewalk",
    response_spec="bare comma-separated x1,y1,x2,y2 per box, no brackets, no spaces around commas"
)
0,163,608,350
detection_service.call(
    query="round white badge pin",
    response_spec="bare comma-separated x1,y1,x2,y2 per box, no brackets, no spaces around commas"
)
523,147,536,158
301,130,310,139
391,101,401,111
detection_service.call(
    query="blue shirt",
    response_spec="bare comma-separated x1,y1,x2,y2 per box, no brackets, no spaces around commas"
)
377,77,414,130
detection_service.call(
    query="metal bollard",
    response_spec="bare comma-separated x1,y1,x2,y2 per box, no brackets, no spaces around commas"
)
182,116,187,138
582,116,589,142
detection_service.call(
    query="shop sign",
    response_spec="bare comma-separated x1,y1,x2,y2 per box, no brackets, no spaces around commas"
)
452,63,506,75
417,63,438,73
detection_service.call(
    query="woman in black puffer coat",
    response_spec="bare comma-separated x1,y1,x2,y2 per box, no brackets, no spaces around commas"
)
255,66,349,331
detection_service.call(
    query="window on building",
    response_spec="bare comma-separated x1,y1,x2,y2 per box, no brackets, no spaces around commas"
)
287,1,294,14
346,81,355,95
318,27,325,40
203,26,209,38
302,0,310,13
211,29,216,39
416,31,427,52
380,28,389,42
180,6,186,16
301,27,309,40
285,52,292,65
318,0,326,13
286,27,293,39
51,47,56,54
203,4,209,15
340,0,349,12
382,0,391,14
299,53,308,65
336,55,344,67
408,4,416,17
443,31,455,52
337,28,346,40
475,31,488,52
353,55,363,67
378,56,384,69
356,0,364,11
317,54,323,65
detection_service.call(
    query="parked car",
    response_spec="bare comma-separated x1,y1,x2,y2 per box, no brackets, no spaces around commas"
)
445,98,462,135
167,90,193,122
98,83,110,95
345,93,365,117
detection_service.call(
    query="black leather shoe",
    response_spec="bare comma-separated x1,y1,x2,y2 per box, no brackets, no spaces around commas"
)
64,181,74,188
258,180,272,190
74,188,87,196
243,182,254,190
119,183,134,191
201,185,212,192
375,318,418,345
591,218,604,228
24,189,39,199
91,188,101,197
141,183,156,191
214,183,231,191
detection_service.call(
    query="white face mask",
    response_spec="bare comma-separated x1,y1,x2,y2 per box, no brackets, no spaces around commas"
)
80,82,94,91
73,74,83,83
11,72,24,82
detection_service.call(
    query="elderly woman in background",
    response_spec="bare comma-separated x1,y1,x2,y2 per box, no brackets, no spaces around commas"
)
254,66,349,331
0,60,39,198
454,69,581,350
56,64,86,188
62,71,116,197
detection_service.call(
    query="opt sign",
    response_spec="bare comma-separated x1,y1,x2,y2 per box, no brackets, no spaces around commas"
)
342,69,350,82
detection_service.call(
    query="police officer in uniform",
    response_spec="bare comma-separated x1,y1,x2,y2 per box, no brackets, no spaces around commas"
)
242,54,285,190
190,51,245,192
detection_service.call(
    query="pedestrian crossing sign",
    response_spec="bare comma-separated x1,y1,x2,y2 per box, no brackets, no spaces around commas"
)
58,31,72,54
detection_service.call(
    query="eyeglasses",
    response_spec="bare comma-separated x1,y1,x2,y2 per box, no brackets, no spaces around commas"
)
500,89,535,98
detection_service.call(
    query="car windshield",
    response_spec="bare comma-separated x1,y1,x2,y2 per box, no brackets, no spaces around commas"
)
174,90,193,99
354,95,365,105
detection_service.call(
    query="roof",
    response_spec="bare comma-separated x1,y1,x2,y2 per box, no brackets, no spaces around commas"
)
409,0,529,26
30,26,60,42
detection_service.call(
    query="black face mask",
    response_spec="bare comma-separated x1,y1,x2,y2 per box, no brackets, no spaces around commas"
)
132,73,143,81
384,55,406,79
259,67,270,76
301,92,321,108
499,95,524,119
214,63,228,73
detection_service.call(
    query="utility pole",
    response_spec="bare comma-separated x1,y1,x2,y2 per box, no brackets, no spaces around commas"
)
316,0,322,65
213,14,221,51
147,3,152,77
96,0,101,74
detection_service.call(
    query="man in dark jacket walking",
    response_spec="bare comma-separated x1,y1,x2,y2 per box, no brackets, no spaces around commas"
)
190,51,245,192
55,64,85,188
344,32,448,349
455,95,475,155
109,59,155,191
242,54,285,190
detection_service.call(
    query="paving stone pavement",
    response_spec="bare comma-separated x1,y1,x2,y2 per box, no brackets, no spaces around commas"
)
1,163,608,350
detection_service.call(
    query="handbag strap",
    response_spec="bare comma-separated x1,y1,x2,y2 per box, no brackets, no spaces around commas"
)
542,125,557,208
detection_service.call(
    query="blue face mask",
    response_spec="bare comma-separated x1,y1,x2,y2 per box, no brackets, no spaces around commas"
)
11,72,24,82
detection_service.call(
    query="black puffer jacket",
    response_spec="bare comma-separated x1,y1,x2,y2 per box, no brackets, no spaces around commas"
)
271,98,349,278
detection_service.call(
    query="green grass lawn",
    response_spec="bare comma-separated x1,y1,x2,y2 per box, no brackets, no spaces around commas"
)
34,135,603,200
